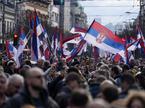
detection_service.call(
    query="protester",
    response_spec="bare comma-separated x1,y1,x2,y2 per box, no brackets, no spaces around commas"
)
6,74,24,97
101,85,119,103
1,52,145,108
0,72,8,108
55,72,81,108
68,89,92,108
4,67,59,108
120,73,139,98
87,99,111,108
5,60,17,75
126,91,145,108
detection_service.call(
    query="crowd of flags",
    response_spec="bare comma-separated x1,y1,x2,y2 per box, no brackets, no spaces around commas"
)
4,9,145,67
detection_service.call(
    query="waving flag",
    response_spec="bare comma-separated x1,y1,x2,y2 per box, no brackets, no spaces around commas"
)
84,20,125,54
69,27,87,44
127,39,140,51
51,32,59,58
62,34,84,57
31,10,42,61
16,27,28,67
137,28,145,54
62,36,77,57
35,13,51,60
61,27,88,62
112,53,122,63
42,29,50,60
31,10,47,61
17,27,28,57
70,27,87,36
113,40,140,64
6,40,17,61
66,39,86,62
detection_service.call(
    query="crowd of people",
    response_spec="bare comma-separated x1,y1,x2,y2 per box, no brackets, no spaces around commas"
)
0,56,145,108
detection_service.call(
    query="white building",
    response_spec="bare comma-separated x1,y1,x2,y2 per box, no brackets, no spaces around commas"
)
64,0,71,31
48,4,59,27
0,1,15,43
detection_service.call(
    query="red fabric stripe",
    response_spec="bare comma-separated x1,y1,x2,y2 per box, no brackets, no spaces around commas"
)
91,21,125,44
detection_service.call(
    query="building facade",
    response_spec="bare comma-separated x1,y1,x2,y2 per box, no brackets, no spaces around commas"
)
48,3,59,27
0,0,15,43
62,0,88,32
63,0,71,31
17,0,49,25
70,0,87,29
140,0,145,35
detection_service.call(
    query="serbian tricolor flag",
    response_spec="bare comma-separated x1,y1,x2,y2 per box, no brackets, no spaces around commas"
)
6,40,17,61
137,28,145,54
51,31,59,58
112,53,122,63
66,39,86,62
31,10,42,61
62,34,82,57
16,27,28,67
36,14,50,60
70,27,87,36
84,20,125,54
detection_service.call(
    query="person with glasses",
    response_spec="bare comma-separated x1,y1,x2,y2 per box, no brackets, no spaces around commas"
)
5,67,59,108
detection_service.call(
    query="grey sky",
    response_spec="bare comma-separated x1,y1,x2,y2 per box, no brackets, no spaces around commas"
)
79,0,139,25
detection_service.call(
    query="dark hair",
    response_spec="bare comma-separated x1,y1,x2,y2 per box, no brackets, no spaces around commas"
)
67,67,79,74
19,66,30,78
24,59,32,67
65,72,80,84
111,66,121,75
127,95,145,108
102,86,119,103
122,64,130,72
120,74,135,84
69,89,90,107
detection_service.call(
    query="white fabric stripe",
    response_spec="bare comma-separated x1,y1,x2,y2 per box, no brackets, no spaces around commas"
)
37,37,42,59
37,24,43,36
84,33,121,54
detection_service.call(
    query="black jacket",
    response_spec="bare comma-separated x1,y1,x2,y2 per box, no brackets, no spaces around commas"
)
4,85,59,108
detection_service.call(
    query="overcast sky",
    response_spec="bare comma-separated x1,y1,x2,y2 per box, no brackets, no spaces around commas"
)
79,0,140,25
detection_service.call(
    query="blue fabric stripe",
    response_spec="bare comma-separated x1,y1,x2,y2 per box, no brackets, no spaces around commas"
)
87,27,124,50
9,44,13,51
103,38,124,50
32,33,38,60
87,28,99,38
20,33,26,40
